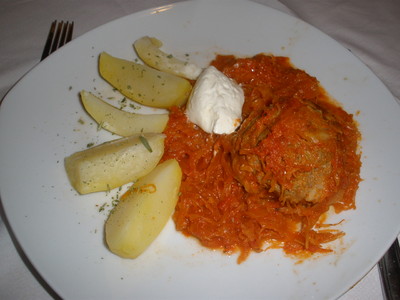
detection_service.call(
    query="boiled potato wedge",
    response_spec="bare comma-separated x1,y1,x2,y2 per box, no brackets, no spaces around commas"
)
80,90,169,136
134,36,202,80
99,52,192,108
105,159,182,259
65,133,165,194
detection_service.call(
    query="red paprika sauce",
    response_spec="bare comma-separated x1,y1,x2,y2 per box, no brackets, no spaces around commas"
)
161,54,361,263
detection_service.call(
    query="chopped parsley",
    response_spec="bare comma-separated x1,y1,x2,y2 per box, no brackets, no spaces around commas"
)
98,203,107,212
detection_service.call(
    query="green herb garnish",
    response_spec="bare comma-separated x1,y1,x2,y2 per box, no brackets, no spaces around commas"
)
139,135,153,153
98,202,107,212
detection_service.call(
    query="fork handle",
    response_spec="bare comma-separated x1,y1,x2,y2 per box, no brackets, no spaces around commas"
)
378,239,400,300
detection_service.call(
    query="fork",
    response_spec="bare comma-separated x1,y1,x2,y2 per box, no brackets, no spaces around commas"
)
379,239,400,300
41,20,74,61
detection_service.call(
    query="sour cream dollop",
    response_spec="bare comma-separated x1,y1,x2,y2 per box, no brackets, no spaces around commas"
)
185,66,244,134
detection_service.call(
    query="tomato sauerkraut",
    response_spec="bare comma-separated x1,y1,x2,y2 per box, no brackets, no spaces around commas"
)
162,54,361,263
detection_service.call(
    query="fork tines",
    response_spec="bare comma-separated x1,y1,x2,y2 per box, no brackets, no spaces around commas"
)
41,20,74,61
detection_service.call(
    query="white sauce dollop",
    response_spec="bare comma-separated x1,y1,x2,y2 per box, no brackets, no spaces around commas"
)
185,66,244,134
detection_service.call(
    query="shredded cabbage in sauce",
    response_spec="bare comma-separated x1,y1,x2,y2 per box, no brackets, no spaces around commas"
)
162,54,361,263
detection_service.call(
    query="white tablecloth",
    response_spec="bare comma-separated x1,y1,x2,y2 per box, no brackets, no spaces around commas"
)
1,0,399,299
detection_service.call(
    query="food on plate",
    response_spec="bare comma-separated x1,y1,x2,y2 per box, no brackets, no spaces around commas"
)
162,54,361,263
134,36,202,80
80,90,169,136
185,66,244,134
105,159,182,258
99,52,192,108
65,133,165,194
68,36,361,262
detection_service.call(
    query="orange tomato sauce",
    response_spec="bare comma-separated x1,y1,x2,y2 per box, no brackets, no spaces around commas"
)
161,54,361,263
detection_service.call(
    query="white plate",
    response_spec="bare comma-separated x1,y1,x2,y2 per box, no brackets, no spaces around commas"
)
1,0,400,299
